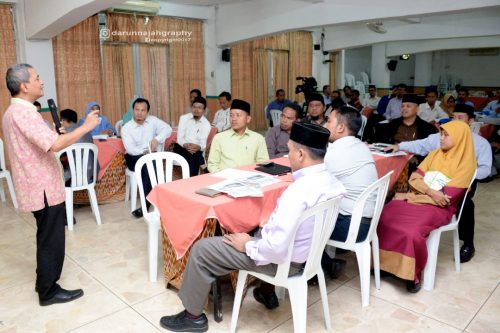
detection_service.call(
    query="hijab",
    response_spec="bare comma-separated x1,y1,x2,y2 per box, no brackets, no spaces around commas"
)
123,95,140,125
417,120,476,188
440,94,455,117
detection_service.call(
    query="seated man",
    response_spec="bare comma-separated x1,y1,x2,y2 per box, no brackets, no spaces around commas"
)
121,97,172,218
418,87,448,123
266,89,292,127
174,96,211,177
208,99,269,172
301,93,327,126
482,89,500,116
185,89,210,119
212,91,232,132
384,104,492,263
456,88,475,108
362,85,381,110
321,105,379,277
59,109,97,184
384,83,407,121
349,89,363,111
159,122,346,332
265,103,301,158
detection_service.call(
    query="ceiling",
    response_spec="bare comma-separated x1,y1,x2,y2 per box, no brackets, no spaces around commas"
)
161,0,250,6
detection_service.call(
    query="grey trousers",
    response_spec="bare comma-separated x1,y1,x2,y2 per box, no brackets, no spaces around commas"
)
179,236,280,315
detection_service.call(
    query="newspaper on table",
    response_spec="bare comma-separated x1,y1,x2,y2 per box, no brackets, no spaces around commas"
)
207,169,281,198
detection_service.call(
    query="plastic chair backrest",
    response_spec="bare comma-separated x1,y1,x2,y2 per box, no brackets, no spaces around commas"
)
56,143,98,188
344,171,393,246
469,122,483,134
115,120,124,136
358,115,368,140
270,109,282,127
272,195,343,282
134,152,190,214
0,138,6,171
455,169,477,223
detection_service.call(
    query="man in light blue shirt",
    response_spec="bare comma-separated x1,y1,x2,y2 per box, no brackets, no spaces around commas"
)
482,89,500,116
266,89,292,126
158,122,345,332
384,104,492,264
384,83,407,120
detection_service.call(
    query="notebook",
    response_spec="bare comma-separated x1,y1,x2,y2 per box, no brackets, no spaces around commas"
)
255,162,291,176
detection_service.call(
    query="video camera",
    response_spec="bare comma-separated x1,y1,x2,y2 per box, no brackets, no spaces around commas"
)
295,76,318,100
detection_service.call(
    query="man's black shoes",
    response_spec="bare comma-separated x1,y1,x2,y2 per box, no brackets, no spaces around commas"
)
406,281,422,293
460,245,475,263
159,310,208,332
132,208,143,218
39,288,84,306
253,287,279,309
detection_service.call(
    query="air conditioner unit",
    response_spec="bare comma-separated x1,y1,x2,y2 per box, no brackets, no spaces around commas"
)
109,0,161,15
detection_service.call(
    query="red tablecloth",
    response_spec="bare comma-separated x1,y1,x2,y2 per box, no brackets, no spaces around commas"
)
93,138,125,181
148,153,411,259
467,97,496,111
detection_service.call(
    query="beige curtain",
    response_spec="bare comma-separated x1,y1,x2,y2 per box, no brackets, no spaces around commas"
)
0,4,17,140
101,44,135,125
329,52,338,91
52,15,103,120
253,50,270,129
231,31,312,131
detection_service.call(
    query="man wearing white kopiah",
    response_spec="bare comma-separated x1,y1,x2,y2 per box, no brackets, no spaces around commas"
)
158,122,346,332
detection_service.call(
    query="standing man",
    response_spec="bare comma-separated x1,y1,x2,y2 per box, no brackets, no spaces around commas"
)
265,103,301,158
159,122,346,332
208,99,269,173
418,87,448,123
2,63,100,306
266,89,292,127
322,85,331,106
301,93,328,126
174,96,211,176
121,97,172,218
383,104,492,263
212,91,231,132
385,83,407,120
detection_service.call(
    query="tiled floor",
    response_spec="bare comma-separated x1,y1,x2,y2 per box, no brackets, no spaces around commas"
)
0,178,499,333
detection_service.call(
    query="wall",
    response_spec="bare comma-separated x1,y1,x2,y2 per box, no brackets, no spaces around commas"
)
344,46,372,82
431,49,500,87
388,56,415,87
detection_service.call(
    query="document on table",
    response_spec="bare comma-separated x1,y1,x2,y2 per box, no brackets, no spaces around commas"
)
207,169,281,198
211,168,281,187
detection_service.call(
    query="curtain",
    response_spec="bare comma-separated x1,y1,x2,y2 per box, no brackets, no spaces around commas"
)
52,15,103,121
0,4,17,140
329,52,338,91
231,31,312,131
101,44,135,125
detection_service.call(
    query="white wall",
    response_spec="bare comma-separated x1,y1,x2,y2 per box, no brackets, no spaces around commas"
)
388,56,415,87
344,46,372,82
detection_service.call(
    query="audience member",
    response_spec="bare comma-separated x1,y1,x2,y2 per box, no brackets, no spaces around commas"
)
440,93,456,117
349,89,363,111
159,122,346,331
482,89,500,116
321,106,378,279
376,85,397,116
301,93,327,125
212,91,232,132
418,87,448,123
185,89,210,119
384,104,492,263
456,88,474,108
3,63,99,306
79,102,115,136
265,103,301,158
384,83,407,120
208,99,269,172
123,95,140,126
121,98,172,218
331,89,341,100
174,96,211,177
341,85,352,103
362,85,381,110
377,121,476,293
322,85,331,106
266,89,292,127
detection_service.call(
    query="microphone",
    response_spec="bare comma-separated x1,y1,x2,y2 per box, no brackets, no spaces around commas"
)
47,99,61,134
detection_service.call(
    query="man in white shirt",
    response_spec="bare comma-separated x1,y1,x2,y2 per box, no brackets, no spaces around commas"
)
159,122,345,331
322,85,331,106
418,88,448,123
362,85,381,110
185,89,210,119
121,97,172,218
321,105,378,278
174,96,211,176
385,83,407,120
211,91,231,132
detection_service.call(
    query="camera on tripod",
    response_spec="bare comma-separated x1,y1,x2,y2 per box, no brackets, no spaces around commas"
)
295,76,318,100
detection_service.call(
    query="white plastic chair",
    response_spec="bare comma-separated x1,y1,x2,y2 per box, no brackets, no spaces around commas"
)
423,169,477,291
125,168,138,212
0,138,18,209
469,121,483,135
360,72,370,85
115,119,124,136
134,152,190,282
326,171,393,307
230,195,343,333
270,109,282,127
358,115,368,141
57,143,101,231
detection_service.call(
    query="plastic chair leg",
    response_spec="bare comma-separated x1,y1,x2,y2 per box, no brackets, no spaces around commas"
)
372,236,381,289
88,186,101,225
423,230,441,291
317,270,331,330
288,279,308,333
130,176,137,212
452,229,461,272
65,188,74,231
125,174,130,201
356,244,372,307
230,271,248,333
147,222,159,282
0,179,5,203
